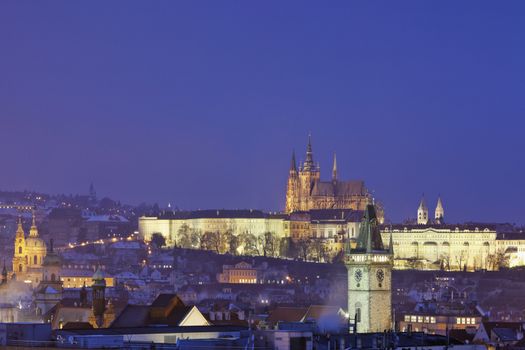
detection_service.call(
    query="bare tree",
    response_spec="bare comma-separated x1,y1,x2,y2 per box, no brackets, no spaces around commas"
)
239,232,258,256
178,224,192,248
260,232,279,257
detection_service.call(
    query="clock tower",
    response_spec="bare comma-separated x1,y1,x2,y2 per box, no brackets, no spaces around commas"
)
345,204,393,333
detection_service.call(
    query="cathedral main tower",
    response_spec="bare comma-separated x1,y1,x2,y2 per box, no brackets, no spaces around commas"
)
345,204,393,333
284,135,378,217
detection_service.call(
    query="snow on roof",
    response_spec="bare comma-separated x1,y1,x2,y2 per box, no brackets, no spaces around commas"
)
86,215,129,223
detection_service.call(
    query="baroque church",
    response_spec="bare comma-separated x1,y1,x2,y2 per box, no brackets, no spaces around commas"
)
285,135,384,222
12,213,47,285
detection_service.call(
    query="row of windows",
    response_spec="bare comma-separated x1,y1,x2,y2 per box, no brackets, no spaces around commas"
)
457,317,477,325
404,315,437,324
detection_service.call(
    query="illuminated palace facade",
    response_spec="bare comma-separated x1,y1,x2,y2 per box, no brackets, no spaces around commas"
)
285,136,381,220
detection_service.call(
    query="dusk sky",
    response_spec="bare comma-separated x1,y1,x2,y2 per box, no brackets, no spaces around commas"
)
1,1,525,224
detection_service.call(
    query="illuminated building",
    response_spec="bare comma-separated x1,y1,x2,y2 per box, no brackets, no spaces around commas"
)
12,213,47,285
345,204,393,333
217,261,259,284
381,198,525,271
285,135,383,222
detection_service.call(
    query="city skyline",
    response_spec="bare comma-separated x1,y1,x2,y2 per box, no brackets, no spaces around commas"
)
2,1,525,224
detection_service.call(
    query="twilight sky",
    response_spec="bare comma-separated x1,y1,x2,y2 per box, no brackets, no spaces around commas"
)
1,1,525,224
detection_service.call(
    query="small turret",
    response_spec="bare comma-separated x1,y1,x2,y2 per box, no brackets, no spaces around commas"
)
417,195,428,225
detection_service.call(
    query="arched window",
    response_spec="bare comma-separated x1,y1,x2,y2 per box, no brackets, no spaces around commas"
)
34,255,38,265
355,302,362,323
18,246,22,254
25,256,28,264
18,264,22,272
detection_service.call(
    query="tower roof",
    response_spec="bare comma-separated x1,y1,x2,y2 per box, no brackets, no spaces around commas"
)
43,239,61,266
29,211,39,237
418,195,428,211
92,266,106,287
303,134,315,171
15,216,25,239
436,196,444,211
290,150,297,173
353,204,385,253
332,153,337,181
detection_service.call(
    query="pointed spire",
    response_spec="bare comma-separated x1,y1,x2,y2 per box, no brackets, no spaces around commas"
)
435,196,444,223
417,194,429,225
418,194,427,211
332,153,337,181
29,210,39,237
290,150,297,174
304,133,315,170
354,205,385,253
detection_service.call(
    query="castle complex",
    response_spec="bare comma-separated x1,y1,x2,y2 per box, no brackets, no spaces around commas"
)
285,136,379,219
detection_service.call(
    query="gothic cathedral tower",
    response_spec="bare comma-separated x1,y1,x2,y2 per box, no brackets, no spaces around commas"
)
345,205,393,333
285,151,299,213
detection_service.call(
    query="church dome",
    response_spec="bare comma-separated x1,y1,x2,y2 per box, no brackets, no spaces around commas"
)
26,236,47,249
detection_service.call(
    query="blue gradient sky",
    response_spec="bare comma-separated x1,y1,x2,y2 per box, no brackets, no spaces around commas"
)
1,1,524,223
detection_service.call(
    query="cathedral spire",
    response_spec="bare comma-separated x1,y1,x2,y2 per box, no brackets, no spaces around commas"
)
304,133,315,171
332,153,337,181
290,150,297,174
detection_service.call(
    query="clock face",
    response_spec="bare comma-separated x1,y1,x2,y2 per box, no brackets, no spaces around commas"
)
376,269,385,284
354,269,363,283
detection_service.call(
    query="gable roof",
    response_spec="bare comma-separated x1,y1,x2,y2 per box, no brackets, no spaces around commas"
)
267,307,307,325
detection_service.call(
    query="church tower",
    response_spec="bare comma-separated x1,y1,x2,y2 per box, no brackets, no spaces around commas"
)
12,217,26,274
285,151,299,213
417,195,428,225
345,205,393,333
332,153,337,183
298,134,320,210
435,196,444,224
91,266,106,328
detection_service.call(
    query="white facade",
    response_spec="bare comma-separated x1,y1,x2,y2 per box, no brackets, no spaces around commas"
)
381,226,525,270
139,213,286,247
